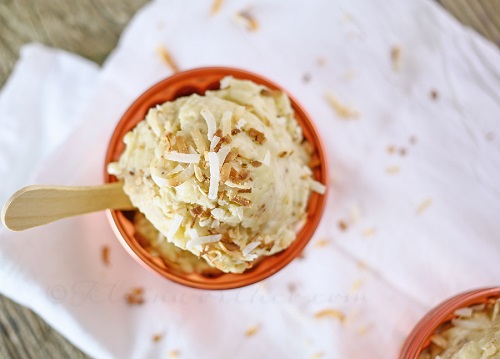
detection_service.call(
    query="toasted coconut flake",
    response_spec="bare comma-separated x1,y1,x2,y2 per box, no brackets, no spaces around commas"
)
220,163,232,183
101,245,110,266
390,45,402,71
231,128,241,135
325,92,359,119
208,152,220,200
314,309,345,322
175,135,188,153
350,278,364,292
492,300,500,321
201,108,217,140
238,188,252,194
357,260,367,269
210,136,221,151
353,325,367,336
416,198,433,215
167,214,184,241
152,333,163,343
361,228,376,237
218,134,232,147
245,324,260,337
310,180,326,194
231,195,252,207
229,167,249,183
242,241,260,256
235,9,259,32
221,110,233,136
186,234,222,248
217,146,231,168
220,240,239,251
225,148,238,163
211,0,223,15
193,165,203,182
386,165,400,174
315,239,329,247
125,287,145,305
338,220,348,231
191,128,207,153
247,127,266,144
250,160,262,167
263,150,271,166
157,45,179,73
165,151,200,163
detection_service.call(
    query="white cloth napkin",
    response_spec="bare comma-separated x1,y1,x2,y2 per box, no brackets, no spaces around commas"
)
1,0,500,358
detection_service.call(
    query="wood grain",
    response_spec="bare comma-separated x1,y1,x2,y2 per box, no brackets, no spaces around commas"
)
0,0,498,358
2,183,133,231
438,0,500,47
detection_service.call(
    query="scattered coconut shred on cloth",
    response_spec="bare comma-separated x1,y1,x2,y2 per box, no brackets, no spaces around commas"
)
0,0,500,359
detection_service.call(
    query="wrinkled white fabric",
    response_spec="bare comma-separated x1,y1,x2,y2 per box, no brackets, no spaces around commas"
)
1,0,499,358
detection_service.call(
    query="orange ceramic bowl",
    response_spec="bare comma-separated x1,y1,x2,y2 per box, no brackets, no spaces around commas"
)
400,287,500,359
104,67,328,290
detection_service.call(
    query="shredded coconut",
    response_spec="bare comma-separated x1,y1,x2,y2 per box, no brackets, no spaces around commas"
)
242,241,260,256
201,108,217,140
263,150,271,166
221,110,233,137
186,234,222,248
217,146,231,169
236,118,247,129
210,136,221,151
208,152,220,200
165,151,200,163
167,214,184,241
310,180,326,194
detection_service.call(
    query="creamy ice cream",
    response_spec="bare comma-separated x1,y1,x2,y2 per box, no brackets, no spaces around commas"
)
108,77,325,273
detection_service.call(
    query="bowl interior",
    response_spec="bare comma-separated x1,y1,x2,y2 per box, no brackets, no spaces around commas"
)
104,67,328,290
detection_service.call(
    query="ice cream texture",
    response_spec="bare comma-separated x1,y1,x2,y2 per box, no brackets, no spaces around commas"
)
108,77,325,273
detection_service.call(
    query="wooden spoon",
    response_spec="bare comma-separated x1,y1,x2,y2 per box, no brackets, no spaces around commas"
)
1,182,134,231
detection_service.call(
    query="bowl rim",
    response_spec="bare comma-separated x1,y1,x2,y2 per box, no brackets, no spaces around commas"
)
104,66,329,290
399,287,500,359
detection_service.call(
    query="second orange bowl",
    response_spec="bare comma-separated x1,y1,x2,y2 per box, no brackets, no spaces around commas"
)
400,287,500,358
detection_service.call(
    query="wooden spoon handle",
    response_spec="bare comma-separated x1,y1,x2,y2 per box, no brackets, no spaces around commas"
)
1,182,134,231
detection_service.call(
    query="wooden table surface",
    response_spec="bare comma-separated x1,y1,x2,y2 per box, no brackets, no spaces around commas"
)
0,1,499,358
